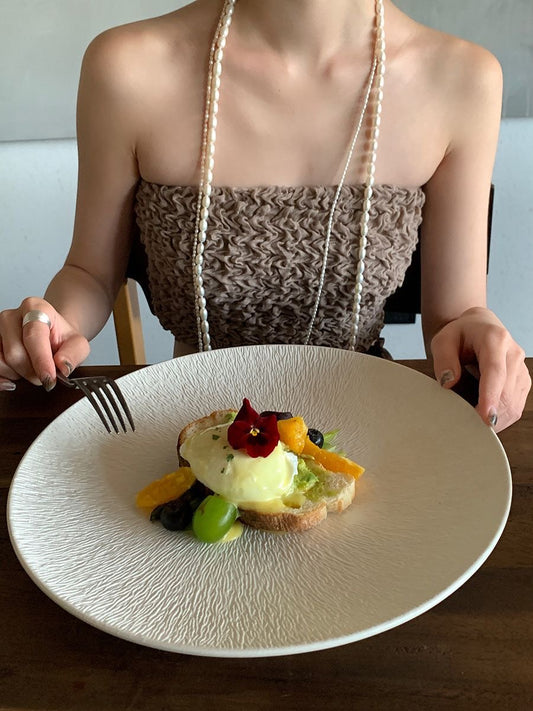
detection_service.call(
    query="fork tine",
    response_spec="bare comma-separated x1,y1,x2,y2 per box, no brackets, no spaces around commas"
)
87,382,121,434
97,382,127,433
104,378,136,432
75,381,113,434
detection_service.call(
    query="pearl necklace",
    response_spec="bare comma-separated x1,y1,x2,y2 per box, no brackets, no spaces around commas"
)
193,0,386,352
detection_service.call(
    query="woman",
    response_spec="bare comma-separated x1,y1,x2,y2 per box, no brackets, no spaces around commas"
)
0,0,530,431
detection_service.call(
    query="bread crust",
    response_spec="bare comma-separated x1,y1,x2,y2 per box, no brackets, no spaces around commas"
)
178,409,357,532
239,500,327,532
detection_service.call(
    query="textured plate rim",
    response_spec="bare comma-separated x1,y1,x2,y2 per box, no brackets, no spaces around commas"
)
7,345,512,657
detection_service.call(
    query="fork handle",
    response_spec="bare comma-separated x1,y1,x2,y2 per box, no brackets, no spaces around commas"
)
56,371,77,389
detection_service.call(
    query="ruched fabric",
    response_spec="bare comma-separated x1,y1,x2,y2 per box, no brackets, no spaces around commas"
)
134,181,425,352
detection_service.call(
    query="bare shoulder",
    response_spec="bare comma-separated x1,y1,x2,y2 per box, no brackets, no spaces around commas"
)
79,1,214,96
395,10,502,105
428,29,501,99
387,5,502,158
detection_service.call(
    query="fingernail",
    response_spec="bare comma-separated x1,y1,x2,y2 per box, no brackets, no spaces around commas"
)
63,361,73,377
0,382,16,391
439,370,454,386
488,409,498,428
42,375,56,392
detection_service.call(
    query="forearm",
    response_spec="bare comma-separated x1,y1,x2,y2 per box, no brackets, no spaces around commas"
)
44,264,116,340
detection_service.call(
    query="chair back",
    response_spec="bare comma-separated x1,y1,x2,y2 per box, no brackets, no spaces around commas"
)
112,224,153,365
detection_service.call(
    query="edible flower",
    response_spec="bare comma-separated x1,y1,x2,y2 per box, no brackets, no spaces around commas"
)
227,398,280,458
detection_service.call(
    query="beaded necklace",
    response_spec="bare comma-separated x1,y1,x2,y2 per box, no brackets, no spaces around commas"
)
193,0,386,351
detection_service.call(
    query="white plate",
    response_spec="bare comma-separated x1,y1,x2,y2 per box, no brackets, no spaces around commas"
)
8,345,511,657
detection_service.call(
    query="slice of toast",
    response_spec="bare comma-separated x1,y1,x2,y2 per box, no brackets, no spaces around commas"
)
178,410,356,533
238,497,328,532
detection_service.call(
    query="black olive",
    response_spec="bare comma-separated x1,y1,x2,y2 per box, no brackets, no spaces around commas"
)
160,499,194,531
307,428,324,448
151,480,211,530
150,503,165,522
260,410,293,420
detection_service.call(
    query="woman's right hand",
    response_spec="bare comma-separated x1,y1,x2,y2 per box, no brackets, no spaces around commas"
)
0,297,90,391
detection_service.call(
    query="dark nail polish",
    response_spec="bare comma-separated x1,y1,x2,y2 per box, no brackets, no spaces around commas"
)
488,411,498,428
42,375,56,392
63,361,73,376
439,370,454,386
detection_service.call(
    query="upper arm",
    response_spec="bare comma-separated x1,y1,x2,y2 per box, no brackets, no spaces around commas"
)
65,28,144,304
420,43,503,350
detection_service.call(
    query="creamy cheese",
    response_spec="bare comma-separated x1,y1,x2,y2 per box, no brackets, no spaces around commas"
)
179,423,297,505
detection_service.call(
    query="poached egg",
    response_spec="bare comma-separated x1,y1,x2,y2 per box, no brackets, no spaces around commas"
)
179,422,298,506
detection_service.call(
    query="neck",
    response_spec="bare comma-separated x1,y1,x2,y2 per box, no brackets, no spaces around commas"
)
233,0,378,68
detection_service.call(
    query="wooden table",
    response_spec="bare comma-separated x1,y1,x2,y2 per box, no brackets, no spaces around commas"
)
1,360,532,711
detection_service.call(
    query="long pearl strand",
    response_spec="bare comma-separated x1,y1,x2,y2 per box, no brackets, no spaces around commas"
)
193,0,385,352
349,0,386,351
193,0,236,352
303,53,378,346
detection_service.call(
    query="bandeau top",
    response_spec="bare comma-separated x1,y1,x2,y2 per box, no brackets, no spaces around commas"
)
134,180,425,352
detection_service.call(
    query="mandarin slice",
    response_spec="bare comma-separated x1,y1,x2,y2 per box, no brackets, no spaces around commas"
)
277,416,308,454
136,466,196,511
302,438,365,479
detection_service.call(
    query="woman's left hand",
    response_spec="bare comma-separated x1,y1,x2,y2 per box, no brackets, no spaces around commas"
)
430,306,531,432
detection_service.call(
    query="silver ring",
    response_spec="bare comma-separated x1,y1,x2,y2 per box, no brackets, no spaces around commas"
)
22,309,52,330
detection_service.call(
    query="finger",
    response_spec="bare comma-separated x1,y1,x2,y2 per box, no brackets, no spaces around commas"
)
488,349,530,432
430,326,463,389
53,334,91,376
0,337,22,382
488,385,523,433
0,377,17,392
512,369,533,426
475,348,507,427
1,313,42,386
22,319,57,390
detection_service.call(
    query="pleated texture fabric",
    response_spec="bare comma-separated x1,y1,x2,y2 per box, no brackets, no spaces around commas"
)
134,181,425,352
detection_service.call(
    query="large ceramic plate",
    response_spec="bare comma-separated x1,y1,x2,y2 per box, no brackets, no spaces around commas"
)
8,345,511,657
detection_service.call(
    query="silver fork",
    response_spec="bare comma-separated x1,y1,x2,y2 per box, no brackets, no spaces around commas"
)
56,371,135,433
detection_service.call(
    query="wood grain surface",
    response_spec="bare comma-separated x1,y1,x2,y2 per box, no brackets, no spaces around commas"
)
1,360,532,711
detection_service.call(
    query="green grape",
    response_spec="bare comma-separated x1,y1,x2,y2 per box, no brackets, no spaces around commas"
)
192,495,238,543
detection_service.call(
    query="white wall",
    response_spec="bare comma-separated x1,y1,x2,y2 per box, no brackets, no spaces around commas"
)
0,0,186,141
1,119,532,363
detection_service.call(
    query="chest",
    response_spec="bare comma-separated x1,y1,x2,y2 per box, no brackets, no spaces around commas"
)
137,49,448,188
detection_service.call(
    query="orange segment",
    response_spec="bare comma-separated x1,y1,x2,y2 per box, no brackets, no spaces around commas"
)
136,467,196,511
277,416,308,454
302,438,365,479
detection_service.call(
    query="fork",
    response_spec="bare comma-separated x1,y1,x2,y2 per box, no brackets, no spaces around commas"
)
56,371,135,433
